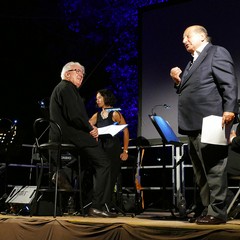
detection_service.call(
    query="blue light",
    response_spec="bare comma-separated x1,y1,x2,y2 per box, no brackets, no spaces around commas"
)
60,0,168,139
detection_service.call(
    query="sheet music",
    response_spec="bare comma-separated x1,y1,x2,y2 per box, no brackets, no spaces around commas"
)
98,124,128,137
201,115,231,145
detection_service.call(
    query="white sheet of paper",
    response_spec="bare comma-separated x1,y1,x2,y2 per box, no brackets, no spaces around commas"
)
98,124,128,137
201,115,230,145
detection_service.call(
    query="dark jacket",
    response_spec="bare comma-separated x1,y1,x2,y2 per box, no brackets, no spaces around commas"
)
176,43,238,135
49,80,98,148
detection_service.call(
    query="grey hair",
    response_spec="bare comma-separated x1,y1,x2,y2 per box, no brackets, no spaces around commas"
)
193,25,211,43
60,61,85,80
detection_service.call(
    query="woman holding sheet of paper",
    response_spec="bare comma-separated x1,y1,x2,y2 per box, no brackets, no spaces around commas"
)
89,89,129,208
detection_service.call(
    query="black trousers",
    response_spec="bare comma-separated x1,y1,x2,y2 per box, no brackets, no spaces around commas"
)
188,135,228,221
81,144,111,210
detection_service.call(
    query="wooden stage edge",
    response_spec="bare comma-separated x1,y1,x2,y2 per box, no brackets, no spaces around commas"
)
1,211,240,240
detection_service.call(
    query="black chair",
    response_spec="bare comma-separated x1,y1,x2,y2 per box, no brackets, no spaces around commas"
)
30,117,83,218
227,175,240,219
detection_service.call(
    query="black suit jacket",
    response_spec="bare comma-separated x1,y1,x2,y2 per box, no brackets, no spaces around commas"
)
176,43,238,135
49,80,98,148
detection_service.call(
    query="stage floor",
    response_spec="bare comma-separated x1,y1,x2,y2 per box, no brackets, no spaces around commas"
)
1,211,240,240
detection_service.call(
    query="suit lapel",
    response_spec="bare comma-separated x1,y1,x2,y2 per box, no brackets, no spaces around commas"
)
180,44,212,90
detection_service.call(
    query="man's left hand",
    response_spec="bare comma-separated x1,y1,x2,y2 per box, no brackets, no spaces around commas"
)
222,112,235,127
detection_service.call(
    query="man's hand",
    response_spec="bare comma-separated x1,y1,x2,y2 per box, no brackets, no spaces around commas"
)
222,112,235,128
170,67,182,85
90,125,98,140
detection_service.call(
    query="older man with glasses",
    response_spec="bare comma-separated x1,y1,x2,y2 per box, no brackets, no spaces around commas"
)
49,61,116,218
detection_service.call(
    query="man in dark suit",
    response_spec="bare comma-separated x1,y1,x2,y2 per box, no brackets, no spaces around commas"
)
49,61,117,218
170,25,238,224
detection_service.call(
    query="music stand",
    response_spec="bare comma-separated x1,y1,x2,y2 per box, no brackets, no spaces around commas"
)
149,115,181,147
149,115,187,218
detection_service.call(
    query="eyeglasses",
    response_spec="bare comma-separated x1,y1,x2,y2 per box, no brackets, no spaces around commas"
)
68,69,85,75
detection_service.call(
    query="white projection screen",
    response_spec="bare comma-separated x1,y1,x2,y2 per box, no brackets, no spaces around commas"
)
139,0,240,144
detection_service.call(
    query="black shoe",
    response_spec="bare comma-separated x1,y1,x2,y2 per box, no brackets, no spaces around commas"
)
88,208,118,218
196,215,226,225
188,207,208,223
0,209,10,215
52,171,73,191
193,206,208,218
190,213,206,223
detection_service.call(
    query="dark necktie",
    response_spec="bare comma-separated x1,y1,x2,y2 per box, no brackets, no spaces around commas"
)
189,56,194,70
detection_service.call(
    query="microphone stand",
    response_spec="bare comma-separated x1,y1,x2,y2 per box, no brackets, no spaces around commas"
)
151,104,171,116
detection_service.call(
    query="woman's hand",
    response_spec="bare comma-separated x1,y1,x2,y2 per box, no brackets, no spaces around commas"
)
120,152,128,161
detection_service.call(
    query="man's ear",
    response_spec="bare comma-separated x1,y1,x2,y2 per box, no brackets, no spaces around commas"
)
65,72,70,79
201,33,206,42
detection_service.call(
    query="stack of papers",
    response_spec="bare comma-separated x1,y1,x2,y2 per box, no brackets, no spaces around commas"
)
98,124,128,137
201,115,231,145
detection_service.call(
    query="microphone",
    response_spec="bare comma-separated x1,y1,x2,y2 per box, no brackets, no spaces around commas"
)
162,104,171,109
151,104,171,116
